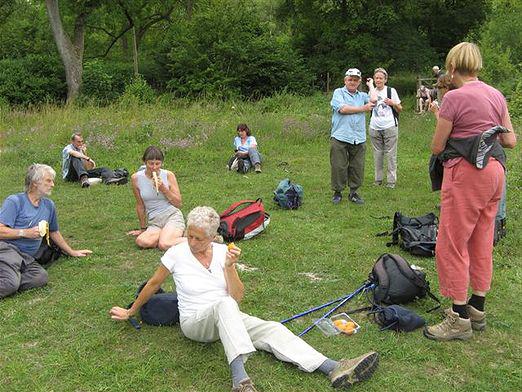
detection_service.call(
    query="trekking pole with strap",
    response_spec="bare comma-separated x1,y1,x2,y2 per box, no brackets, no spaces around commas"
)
281,281,375,336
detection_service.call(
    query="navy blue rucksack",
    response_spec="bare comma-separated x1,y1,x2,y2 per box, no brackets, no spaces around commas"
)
128,281,180,328
273,178,303,210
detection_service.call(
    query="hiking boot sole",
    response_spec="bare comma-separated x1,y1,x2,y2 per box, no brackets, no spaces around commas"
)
332,352,379,389
423,326,473,341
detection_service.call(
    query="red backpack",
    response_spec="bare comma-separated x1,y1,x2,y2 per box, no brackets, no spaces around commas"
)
218,199,270,241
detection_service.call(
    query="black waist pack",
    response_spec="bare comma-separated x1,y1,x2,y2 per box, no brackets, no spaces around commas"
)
369,305,425,332
378,212,438,257
369,253,440,311
34,239,62,268
128,281,180,328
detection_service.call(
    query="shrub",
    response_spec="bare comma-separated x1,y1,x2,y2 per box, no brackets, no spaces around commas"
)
118,75,156,107
508,80,522,118
0,54,66,106
81,60,134,104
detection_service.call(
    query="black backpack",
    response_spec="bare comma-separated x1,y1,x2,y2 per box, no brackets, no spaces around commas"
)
379,212,438,257
369,253,440,311
34,239,62,269
127,281,180,329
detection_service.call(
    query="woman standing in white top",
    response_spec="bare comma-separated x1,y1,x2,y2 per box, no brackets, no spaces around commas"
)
369,68,402,188
127,146,185,250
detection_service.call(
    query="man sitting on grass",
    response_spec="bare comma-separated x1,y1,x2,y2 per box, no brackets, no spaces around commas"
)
0,164,92,299
62,132,126,188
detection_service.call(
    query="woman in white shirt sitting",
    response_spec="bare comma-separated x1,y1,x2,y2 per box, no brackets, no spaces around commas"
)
111,206,379,392
228,124,262,173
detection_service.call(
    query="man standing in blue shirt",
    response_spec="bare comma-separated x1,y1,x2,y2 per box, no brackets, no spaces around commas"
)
330,68,377,204
0,164,92,299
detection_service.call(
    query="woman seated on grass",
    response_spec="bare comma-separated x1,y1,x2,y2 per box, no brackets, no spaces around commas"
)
126,146,185,251
228,123,262,173
111,206,379,392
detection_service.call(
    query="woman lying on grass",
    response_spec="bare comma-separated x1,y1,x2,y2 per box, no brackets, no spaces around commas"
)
111,206,379,391
126,146,185,251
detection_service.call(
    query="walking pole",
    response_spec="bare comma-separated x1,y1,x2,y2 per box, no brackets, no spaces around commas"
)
280,292,356,324
297,282,374,336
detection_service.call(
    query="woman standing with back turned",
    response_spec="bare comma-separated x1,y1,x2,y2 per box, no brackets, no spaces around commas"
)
424,42,516,341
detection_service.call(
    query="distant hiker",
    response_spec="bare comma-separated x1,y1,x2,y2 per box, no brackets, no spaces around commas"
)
0,164,92,299
111,206,379,392
416,85,431,113
126,146,185,251
369,67,402,189
227,123,263,174
425,42,517,341
329,68,377,205
61,132,127,188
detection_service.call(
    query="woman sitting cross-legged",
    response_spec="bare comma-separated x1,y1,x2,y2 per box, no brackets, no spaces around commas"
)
111,206,379,391
126,146,185,251
228,123,263,174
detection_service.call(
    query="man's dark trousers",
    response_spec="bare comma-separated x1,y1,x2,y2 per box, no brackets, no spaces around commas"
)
330,137,366,193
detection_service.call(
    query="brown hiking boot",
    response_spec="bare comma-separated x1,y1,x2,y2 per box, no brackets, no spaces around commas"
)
231,379,258,392
423,308,472,341
329,351,379,389
467,304,486,331
254,163,262,173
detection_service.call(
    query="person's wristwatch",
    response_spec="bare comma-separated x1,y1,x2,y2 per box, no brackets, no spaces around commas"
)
18,229,24,238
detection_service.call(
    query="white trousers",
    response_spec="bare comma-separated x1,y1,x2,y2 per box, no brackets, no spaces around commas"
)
180,297,327,372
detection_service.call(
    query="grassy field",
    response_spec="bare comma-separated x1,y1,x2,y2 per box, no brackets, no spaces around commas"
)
0,94,520,392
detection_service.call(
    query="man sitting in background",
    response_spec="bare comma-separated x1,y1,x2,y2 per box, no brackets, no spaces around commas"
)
62,132,126,188
0,164,92,299
417,85,431,113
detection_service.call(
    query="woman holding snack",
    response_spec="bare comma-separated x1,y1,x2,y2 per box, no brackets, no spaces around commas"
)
127,146,185,251
111,206,379,392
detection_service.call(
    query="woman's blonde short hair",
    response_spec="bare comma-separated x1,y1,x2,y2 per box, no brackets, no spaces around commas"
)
186,206,220,238
373,67,388,79
445,42,482,76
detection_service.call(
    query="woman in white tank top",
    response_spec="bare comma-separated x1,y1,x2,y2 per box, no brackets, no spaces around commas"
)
126,146,185,250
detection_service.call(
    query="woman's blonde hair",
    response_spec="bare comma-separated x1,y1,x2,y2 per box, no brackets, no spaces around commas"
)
445,42,482,76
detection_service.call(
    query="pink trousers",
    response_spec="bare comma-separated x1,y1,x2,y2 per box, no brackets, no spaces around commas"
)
435,158,504,302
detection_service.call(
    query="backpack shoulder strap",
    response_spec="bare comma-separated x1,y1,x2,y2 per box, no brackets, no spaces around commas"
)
387,86,392,99
220,200,256,217
372,255,390,302
387,86,398,126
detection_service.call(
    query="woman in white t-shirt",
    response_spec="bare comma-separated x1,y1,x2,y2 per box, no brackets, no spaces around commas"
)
126,146,185,250
228,123,262,174
368,68,402,188
110,206,379,392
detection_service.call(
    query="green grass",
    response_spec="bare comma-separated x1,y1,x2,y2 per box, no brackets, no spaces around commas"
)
0,94,521,392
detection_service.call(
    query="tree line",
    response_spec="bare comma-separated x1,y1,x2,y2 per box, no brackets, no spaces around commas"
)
0,0,520,110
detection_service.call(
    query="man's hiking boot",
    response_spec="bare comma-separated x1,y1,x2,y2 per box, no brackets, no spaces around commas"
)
254,163,262,173
348,192,364,205
423,308,472,341
467,304,486,331
231,379,258,392
332,192,342,204
329,351,379,389
80,175,90,188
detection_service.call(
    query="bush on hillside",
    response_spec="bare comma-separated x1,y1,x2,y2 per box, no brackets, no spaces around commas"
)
81,60,134,104
118,75,156,107
0,55,66,106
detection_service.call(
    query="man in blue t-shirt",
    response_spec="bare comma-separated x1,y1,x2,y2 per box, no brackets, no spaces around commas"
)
0,164,92,299
330,68,377,205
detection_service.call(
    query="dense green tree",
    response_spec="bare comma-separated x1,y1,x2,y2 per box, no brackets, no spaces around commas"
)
162,0,312,98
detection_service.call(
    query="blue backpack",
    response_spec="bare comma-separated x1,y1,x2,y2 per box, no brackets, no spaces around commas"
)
273,179,303,210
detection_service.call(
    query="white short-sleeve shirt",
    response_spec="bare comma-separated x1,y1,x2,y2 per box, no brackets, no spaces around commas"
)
161,242,229,319
370,87,400,130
